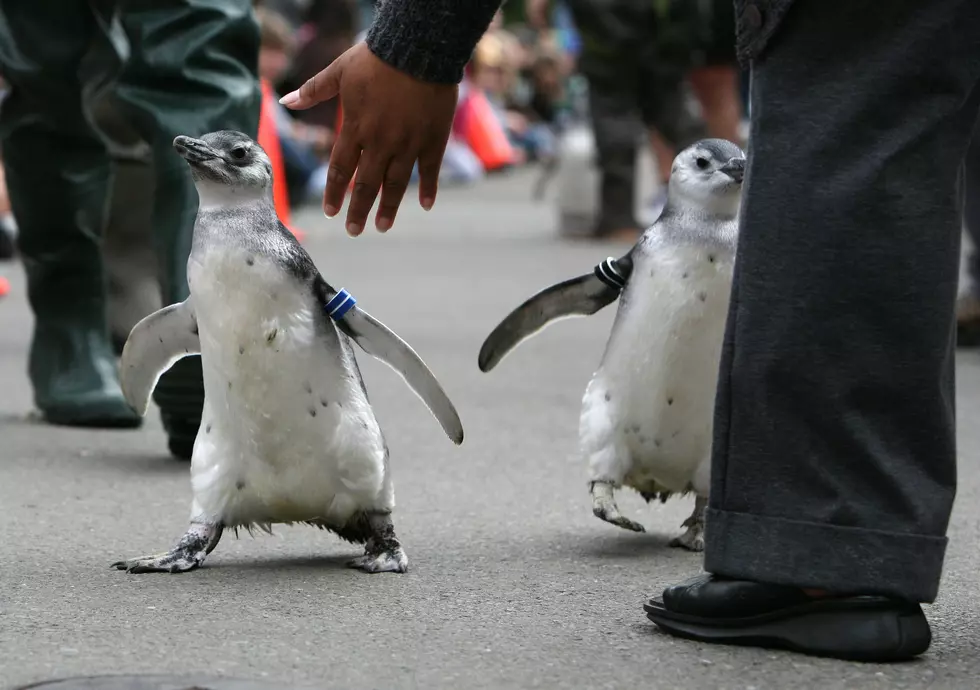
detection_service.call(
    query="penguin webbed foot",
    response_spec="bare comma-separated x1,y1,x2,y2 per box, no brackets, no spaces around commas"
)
347,545,408,574
345,512,408,574
668,495,707,552
590,481,646,533
111,521,223,574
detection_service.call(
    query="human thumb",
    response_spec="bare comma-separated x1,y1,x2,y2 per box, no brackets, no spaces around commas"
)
279,56,343,110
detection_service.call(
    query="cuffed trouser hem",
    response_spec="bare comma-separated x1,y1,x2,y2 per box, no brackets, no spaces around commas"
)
703,508,947,604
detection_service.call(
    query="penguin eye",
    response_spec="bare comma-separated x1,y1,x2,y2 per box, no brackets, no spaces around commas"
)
695,157,710,170
230,146,248,161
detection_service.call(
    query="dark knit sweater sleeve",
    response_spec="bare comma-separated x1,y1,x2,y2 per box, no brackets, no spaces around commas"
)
365,0,504,85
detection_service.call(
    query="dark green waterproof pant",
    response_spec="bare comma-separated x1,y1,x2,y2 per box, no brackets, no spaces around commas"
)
0,0,260,449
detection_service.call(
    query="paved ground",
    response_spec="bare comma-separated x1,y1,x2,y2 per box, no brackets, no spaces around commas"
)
1,170,979,690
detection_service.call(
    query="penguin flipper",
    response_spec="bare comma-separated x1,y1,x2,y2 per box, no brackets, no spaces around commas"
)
478,255,633,373
336,307,464,445
119,299,201,416
314,280,463,445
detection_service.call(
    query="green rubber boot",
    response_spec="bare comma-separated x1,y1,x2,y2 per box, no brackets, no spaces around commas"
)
0,4,140,428
113,0,262,458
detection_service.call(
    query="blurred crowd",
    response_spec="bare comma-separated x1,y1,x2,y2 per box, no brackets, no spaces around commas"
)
0,0,749,261
1,0,979,341
249,0,754,239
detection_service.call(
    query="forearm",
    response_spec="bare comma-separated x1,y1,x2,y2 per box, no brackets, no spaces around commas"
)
366,0,503,84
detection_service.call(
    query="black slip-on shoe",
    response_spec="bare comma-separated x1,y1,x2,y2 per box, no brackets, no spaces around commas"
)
643,574,931,662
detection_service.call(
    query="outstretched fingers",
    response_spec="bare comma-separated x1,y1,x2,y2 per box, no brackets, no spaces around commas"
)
375,156,417,231
417,127,452,212
338,139,419,235
280,55,343,110
344,151,387,236
323,132,361,223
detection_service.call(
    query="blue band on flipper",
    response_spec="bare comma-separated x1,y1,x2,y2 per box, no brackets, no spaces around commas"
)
594,257,626,291
325,288,356,320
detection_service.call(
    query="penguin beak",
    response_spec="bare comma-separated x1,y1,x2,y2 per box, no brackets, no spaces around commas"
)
719,158,745,184
173,136,218,164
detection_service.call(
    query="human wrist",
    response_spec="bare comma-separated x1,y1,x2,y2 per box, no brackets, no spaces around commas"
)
365,0,503,84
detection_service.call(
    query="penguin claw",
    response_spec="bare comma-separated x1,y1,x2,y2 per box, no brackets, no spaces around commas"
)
669,533,705,552
346,547,408,574
668,496,706,551
595,511,647,533
590,481,645,532
112,522,222,574
111,551,205,574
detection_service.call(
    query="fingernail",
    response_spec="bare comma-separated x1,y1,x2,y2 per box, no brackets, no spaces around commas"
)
346,222,362,236
279,91,300,107
324,204,338,217
377,217,392,232
421,197,434,211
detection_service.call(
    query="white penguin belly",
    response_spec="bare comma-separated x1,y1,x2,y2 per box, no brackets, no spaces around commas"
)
581,244,733,494
187,247,386,528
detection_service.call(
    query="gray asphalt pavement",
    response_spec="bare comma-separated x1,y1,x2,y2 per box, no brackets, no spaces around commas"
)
1,170,979,689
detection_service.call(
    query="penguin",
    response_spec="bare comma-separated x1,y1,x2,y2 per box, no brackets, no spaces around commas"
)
478,139,744,551
111,130,464,575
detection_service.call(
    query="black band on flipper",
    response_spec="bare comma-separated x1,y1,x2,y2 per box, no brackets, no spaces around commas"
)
595,257,627,291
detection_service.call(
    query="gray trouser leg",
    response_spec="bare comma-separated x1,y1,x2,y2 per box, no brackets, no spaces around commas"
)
704,0,980,603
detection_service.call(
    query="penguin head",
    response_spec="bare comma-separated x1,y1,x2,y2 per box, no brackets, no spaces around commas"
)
667,139,745,219
174,131,273,208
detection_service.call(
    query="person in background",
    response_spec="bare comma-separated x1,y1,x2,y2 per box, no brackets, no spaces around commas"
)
526,0,743,234
551,1,583,74
0,1,260,460
526,0,706,241
671,0,744,147
470,31,528,166
641,0,746,216
507,39,573,162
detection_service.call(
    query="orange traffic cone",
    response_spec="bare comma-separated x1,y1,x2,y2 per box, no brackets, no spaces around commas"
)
0,276,9,298
455,88,516,171
259,78,305,243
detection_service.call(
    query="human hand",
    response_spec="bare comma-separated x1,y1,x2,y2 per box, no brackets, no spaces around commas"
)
279,42,459,236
